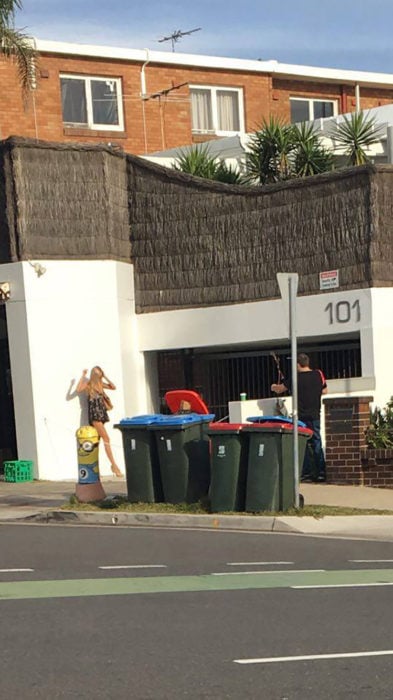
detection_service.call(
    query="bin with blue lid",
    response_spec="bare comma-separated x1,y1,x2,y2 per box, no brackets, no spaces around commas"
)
207,423,248,512
114,415,164,503
242,420,312,512
149,414,214,504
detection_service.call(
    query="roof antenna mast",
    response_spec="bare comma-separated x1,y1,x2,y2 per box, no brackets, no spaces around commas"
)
158,27,202,52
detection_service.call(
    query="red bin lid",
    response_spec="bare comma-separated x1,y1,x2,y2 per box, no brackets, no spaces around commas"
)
208,422,244,431
165,389,210,415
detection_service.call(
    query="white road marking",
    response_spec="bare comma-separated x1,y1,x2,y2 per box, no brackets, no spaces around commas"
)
227,562,294,566
212,569,325,576
349,559,393,563
99,564,167,570
293,582,393,589
234,650,393,665
0,568,34,573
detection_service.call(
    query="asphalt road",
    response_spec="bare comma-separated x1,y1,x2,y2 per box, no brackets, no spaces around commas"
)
1,524,393,699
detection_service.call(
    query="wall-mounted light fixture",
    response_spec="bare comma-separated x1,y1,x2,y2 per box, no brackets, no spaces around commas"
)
28,261,47,277
0,282,10,301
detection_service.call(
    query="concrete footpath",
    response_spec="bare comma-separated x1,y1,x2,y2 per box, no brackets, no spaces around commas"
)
1,478,393,539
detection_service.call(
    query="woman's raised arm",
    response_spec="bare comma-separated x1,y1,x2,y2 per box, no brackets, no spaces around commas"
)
76,369,89,393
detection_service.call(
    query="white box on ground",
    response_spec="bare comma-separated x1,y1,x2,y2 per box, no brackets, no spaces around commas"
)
228,397,293,423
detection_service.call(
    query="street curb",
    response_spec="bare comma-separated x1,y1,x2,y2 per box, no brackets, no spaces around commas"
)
22,510,281,532
2,510,393,538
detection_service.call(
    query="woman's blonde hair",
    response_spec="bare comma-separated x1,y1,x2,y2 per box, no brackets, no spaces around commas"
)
87,366,104,397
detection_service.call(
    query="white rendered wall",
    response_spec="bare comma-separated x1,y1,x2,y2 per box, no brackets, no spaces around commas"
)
3,260,148,480
138,288,372,352
367,288,393,409
138,285,384,404
3,263,393,481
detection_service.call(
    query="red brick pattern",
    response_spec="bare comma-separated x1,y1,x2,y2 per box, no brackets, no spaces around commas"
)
2,51,393,155
360,449,393,488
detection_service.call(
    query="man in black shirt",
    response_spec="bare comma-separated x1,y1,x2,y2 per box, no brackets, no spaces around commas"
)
271,353,328,482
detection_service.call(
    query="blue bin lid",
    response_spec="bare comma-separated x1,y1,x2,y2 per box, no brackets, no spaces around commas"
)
247,415,307,427
118,414,164,425
189,413,215,422
154,414,203,426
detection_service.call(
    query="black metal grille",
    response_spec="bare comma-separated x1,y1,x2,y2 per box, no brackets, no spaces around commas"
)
157,339,361,420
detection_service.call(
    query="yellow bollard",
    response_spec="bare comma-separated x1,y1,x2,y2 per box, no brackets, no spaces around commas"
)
75,426,106,503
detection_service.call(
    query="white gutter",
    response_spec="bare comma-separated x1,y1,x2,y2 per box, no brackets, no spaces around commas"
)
35,38,393,88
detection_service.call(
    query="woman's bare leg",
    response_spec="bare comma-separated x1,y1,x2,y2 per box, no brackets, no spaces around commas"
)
92,422,122,477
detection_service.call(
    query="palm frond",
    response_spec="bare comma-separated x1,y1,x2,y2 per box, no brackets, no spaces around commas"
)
0,0,23,25
1,26,36,93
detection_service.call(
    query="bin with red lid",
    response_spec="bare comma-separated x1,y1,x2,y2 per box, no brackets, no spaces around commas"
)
207,423,249,512
242,420,312,512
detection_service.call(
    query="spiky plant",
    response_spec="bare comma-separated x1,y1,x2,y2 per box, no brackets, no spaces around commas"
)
173,144,218,179
332,111,385,166
245,117,296,184
173,145,245,183
0,0,37,95
293,122,334,177
214,160,245,184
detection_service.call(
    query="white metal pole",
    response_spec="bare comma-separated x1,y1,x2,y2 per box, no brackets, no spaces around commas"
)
289,275,299,508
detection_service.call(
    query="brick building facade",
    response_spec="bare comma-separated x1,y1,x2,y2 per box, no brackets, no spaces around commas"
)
3,39,393,155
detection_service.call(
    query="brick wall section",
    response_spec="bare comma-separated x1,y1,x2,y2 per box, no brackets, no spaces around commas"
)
360,449,393,487
324,396,373,485
272,79,393,122
324,396,393,488
2,50,393,155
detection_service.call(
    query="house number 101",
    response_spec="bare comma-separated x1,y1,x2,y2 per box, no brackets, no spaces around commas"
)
324,299,361,324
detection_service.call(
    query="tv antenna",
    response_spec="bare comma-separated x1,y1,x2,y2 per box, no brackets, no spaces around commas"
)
158,27,201,52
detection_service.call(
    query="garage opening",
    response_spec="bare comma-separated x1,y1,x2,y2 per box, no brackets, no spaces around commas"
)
157,338,361,420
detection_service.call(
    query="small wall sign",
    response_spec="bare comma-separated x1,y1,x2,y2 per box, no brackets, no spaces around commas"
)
320,269,339,290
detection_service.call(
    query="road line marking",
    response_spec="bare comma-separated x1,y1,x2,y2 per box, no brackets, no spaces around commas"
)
349,560,393,563
99,565,167,570
234,650,393,665
293,582,393,589
227,562,294,566
212,569,325,576
0,568,34,573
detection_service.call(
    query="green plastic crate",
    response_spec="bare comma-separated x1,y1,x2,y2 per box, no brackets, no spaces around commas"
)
4,460,34,483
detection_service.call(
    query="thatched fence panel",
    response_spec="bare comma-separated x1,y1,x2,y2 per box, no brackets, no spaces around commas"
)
127,155,378,310
0,137,392,312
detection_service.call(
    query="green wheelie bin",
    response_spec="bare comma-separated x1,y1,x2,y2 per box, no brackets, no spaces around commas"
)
150,414,214,504
208,423,248,512
114,415,164,503
243,417,312,512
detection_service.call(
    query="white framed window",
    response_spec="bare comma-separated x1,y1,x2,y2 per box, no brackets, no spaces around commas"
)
60,74,124,131
190,85,244,135
290,97,338,123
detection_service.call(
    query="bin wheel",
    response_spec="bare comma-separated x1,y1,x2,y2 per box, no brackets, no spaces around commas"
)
299,493,304,509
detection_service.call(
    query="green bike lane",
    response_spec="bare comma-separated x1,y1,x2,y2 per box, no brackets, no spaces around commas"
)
2,567,393,600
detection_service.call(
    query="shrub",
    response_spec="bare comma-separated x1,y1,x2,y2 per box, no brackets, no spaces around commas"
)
366,397,393,448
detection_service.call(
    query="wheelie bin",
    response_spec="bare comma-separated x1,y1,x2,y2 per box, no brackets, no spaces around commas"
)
208,423,248,512
243,419,312,512
114,415,164,503
150,414,214,504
